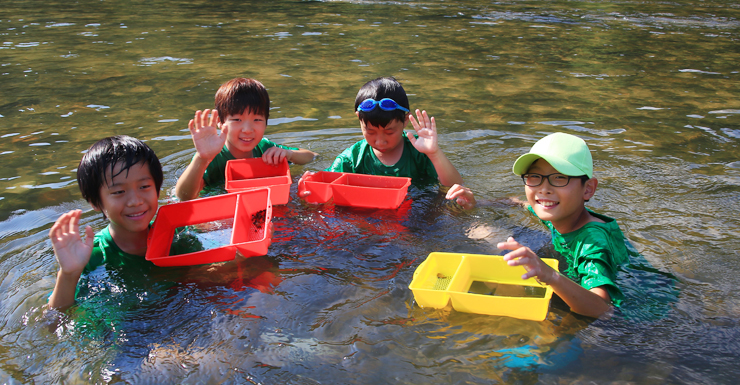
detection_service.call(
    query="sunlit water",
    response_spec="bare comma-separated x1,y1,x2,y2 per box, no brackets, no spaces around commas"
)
1,0,739,383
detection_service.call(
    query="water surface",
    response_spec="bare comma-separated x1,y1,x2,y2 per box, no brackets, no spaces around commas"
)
1,0,739,383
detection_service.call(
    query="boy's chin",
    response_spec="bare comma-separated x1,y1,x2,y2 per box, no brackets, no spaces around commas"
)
227,141,258,155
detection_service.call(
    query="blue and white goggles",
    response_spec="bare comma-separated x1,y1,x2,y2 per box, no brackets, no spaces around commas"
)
356,98,409,113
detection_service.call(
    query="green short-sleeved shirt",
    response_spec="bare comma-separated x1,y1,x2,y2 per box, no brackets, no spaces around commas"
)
326,135,438,185
69,224,202,306
84,226,151,274
73,225,158,301
68,225,192,336
529,206,629,307
202,138,299,187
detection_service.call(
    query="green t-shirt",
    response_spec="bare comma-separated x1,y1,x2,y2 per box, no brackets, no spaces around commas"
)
326,135,438,185
84,226,151,274
529,206,629,307
202,138,299,187
74,225,159,304
69,225,188,338
79,225,201,293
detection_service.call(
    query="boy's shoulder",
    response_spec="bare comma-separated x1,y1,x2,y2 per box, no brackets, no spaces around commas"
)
529,206,627,255
566,209,629,265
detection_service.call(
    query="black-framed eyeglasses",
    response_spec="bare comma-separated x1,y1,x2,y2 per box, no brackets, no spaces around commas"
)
521,173,588,187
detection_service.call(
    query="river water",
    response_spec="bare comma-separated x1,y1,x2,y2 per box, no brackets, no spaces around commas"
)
1,0,739,383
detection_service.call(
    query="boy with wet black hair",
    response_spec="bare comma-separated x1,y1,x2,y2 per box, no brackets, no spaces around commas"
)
49,135,163,309
299,77,463,193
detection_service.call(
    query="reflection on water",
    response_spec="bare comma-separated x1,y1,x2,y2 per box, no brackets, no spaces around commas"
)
1,0,739,383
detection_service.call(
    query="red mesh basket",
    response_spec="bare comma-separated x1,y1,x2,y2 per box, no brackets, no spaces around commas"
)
225,158,291,205
146,189,272,267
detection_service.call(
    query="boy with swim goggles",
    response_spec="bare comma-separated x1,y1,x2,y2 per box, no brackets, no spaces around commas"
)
299,76,464,194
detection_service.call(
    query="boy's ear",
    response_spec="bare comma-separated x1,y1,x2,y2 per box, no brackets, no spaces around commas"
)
583,177,598,200
355,111,360,118
90,202,102,212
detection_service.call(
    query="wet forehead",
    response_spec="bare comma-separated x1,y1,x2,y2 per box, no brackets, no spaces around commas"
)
104,161,153,187
227,110,266,119
363,119,405,132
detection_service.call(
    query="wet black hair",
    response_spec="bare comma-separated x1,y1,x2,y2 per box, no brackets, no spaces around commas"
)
77,135,163,212
354,77,410,128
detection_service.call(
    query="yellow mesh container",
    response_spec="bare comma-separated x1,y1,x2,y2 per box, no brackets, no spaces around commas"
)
409,252,558,321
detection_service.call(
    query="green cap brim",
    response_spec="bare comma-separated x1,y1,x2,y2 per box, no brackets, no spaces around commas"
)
512,153,591,177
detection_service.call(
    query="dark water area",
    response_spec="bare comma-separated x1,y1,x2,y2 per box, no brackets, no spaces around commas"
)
1,0,739,383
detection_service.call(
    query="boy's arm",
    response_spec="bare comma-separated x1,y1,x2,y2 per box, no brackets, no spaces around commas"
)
175,155,208,201
261,146,317,166
175,109,227,201
407,109,463,186
498,237,612,318
48,210,95,310
288,148,318,165
445,185,528,210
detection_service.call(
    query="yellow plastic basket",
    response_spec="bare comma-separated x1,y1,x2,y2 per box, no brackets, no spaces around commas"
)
409,252,559,321
407,252,464,309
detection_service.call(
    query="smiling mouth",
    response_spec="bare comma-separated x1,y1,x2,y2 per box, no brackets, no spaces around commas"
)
126,210,148,219
537,200,558,208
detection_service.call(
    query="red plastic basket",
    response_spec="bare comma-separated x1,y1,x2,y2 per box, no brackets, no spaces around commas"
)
330,173,411,209
146,189,272,267
299,171,344,204
225,158,291,205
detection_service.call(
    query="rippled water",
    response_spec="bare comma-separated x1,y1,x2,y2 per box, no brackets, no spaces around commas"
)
1,0,739,383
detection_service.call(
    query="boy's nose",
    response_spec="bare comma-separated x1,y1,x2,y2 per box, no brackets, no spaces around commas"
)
127,192,144,206
534,180,554,193
240,122,254,132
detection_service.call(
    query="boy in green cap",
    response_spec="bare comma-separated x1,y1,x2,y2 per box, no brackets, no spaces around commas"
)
448,132,629,318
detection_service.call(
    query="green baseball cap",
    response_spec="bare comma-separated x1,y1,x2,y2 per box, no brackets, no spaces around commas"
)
512,132,593,178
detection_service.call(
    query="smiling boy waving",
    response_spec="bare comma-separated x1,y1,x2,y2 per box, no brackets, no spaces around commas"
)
448,133,629,318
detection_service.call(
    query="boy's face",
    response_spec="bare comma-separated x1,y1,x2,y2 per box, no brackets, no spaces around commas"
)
359,117,407,155
221,110,267,158
95,161,159,237
524,159,596,228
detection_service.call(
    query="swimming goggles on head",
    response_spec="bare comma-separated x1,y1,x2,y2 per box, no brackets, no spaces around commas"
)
356,98,410,113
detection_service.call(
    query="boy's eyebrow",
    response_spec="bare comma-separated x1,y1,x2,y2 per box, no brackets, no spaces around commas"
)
105,175,154,188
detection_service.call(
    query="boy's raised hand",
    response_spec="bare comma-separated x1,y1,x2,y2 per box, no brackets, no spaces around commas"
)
189,109,227,161
50,210,94,276
407,109,440,155
498,237,558,284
